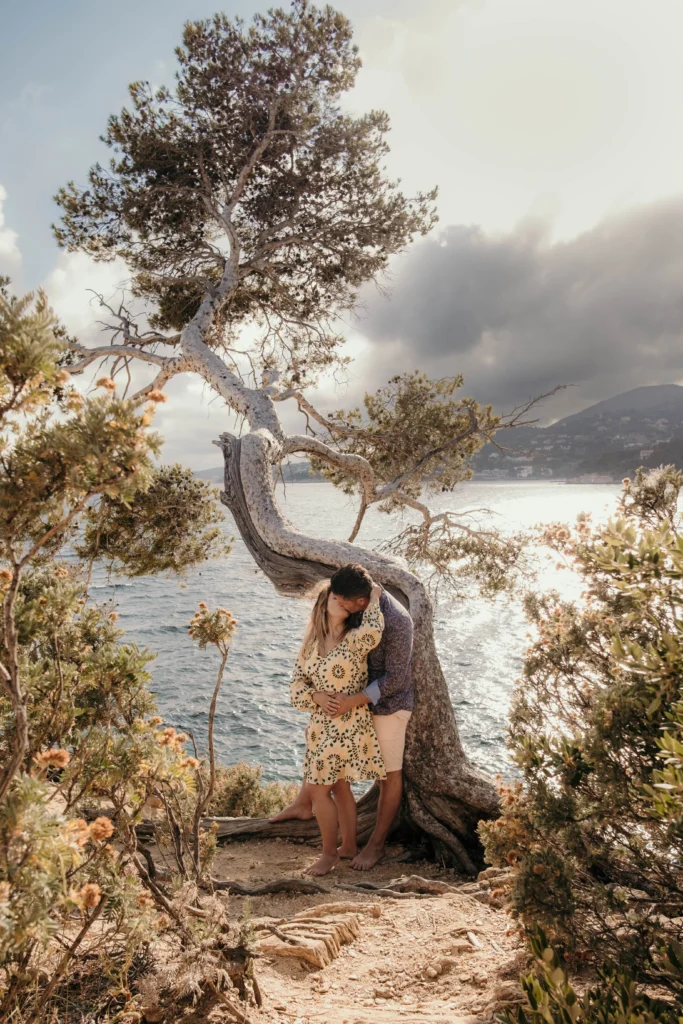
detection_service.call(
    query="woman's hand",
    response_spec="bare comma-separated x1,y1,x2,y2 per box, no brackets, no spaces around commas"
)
331,692,370,716
369,583,382,603
313,691,341,717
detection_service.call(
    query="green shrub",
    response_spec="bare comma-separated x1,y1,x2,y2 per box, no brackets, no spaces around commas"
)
209,761,298,818
0,288,245,1021
481,466,683,997
506,930,683,1024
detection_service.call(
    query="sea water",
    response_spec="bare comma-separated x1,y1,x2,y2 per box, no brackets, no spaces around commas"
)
91,481,621,781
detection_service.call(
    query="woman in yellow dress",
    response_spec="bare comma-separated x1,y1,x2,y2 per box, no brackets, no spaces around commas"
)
291,578,386,876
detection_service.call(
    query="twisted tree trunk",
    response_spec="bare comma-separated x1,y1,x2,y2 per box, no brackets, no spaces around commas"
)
80,265,501,873
214,431,500,874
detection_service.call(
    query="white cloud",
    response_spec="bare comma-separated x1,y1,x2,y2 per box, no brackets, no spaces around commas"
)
346,0,683,242
42,251,131,341
13,0,683,464
0,185,22,281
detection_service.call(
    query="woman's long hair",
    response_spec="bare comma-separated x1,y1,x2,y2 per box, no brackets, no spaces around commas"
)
301,581,354,658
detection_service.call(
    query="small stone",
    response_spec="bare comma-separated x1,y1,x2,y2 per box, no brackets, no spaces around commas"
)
450,939,472,953
494,980,523,1001
349,974,359,981
425,967,439,979
374,987,393,999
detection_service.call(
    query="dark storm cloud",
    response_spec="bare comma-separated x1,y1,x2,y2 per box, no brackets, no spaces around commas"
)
359,197,683,418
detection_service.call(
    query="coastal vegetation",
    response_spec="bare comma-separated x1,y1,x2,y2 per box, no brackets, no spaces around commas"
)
482,465,683,1016
2,1,683,1021
0,283,268,1021
50,0,551,867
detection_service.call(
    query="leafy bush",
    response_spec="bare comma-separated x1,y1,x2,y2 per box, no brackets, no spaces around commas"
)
506,930,683,1024
481,466,683,997
209,761,298,818
0,288,254,1022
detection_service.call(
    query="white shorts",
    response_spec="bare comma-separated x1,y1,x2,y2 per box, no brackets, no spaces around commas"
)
372,710,412,773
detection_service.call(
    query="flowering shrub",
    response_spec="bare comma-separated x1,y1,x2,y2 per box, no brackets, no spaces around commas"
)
0,289,252,1021
482,466,683,1008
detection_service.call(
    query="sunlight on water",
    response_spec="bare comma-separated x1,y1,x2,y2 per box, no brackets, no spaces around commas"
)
95,481,620,781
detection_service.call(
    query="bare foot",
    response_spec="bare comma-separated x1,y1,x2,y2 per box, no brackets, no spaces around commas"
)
305,852,340,876
337,844,358,860
268,801,314,823
350,844,384,871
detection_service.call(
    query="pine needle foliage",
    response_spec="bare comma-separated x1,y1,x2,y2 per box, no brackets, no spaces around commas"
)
77,463,231,577
54,0,436,384
50,1,535,598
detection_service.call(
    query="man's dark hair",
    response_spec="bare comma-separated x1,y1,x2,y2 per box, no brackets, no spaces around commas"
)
330,563,373,599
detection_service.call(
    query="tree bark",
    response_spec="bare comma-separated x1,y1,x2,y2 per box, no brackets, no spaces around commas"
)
215,432,500,874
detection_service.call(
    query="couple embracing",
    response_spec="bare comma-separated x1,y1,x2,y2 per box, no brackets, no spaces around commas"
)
272,564,414,877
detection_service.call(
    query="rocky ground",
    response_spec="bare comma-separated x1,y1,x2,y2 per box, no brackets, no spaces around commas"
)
211,838,527,1024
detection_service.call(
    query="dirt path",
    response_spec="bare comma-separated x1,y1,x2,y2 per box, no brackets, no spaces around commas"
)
212,840,526,1024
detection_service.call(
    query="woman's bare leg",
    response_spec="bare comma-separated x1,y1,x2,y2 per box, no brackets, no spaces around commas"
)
332,779,358,859
306,784,340,876
269,779,314,822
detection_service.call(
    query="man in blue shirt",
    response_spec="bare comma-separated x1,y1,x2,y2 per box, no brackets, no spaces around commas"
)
271,564,414,870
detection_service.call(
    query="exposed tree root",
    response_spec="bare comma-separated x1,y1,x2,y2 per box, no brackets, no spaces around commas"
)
210,877,330,896
338,874,457,895
206,873,457,899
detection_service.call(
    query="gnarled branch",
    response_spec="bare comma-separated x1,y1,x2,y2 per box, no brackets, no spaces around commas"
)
68,344,172,375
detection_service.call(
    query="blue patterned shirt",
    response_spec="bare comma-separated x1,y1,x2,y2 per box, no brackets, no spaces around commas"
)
362,590,414,716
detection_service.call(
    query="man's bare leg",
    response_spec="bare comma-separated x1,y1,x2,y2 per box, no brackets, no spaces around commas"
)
269,779,314,822
350,770,402,870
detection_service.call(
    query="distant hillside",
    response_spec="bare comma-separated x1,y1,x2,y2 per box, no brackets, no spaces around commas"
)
474,384,683,482
558,384,683,424
194,388,683,486
195,460,323,485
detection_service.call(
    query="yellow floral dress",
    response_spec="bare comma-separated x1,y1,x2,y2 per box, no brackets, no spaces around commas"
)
290,602,386,785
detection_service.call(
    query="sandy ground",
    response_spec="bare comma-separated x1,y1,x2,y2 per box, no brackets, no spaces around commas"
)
211,839,527,1024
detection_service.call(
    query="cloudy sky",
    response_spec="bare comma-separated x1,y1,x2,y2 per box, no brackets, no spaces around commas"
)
2,0,683,465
